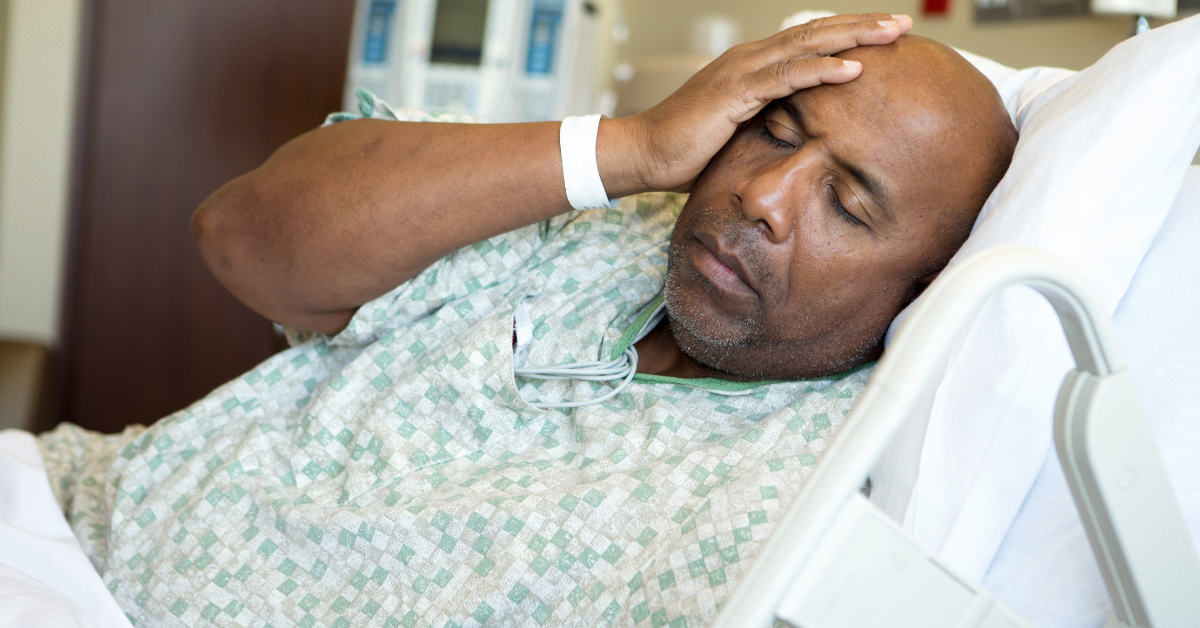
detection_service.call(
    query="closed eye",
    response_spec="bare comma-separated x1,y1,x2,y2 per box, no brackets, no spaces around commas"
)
826,185,865,228
760,120,796,149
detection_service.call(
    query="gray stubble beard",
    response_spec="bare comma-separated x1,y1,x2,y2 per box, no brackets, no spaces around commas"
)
662,240,772,379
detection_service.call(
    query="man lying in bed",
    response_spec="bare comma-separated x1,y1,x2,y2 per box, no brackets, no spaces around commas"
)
39,15,1017,628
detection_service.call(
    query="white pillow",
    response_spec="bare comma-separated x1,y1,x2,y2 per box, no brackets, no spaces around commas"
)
952,48,1076,124
869,14,1200,584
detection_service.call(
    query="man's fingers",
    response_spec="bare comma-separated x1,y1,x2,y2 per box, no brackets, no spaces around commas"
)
627,12,910,189
732,57,863,122
740,13,898,56
752,16,912,67
783,18,911,59
798,13,898,30
715,13,911,122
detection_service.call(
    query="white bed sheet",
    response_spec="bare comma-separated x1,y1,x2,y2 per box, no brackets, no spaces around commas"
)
0,430,131,628
981,166,1200,627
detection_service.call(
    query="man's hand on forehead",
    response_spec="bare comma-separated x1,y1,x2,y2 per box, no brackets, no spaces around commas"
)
599,14,912,196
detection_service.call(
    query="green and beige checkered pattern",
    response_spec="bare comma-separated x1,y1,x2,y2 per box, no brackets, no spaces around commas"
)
37,96,872,628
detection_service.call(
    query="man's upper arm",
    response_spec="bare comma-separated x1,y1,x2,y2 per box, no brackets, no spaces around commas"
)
314,213,579,347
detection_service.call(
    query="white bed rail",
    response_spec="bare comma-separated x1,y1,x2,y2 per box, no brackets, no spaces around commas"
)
712,246,1200,628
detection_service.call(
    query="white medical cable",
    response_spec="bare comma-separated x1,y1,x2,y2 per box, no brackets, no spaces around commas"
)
515,307,666,409
517,347,639,409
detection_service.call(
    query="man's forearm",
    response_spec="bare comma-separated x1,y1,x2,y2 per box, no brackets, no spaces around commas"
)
192,117,649,335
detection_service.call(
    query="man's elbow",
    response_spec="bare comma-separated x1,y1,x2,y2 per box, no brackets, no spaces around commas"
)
192,177,257,289
191,176,354,336
192,186,230,271
192,176,284,319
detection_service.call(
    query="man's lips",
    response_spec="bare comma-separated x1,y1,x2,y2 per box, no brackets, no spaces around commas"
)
693,231,756,297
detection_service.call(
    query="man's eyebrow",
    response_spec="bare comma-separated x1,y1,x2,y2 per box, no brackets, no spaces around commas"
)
778,97,895,222
777,99,809,136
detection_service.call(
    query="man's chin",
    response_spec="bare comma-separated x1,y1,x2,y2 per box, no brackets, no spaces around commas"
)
663,286,770,381
664,290,880,382
670,327,769,381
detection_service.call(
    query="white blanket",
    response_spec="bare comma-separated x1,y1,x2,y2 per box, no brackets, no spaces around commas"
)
0,430,131,628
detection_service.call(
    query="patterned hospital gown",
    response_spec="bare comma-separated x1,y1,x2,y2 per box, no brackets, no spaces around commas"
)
38,96,873,628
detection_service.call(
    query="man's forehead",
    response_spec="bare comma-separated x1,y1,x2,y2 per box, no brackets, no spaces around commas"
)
785,64,933,146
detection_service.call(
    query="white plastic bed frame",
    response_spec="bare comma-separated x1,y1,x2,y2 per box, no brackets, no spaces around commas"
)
711,246,1200,628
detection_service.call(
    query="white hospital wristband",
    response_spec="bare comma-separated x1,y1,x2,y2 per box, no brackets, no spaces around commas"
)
559,114,618,210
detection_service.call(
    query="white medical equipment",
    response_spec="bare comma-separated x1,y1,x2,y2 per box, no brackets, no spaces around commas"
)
713,247,1200,628
343,0,619,122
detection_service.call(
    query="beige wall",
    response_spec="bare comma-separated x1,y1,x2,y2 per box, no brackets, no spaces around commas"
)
0,0,84,345
626,0,1139,71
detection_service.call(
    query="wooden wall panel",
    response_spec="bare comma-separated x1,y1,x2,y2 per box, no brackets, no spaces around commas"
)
55,0,356,434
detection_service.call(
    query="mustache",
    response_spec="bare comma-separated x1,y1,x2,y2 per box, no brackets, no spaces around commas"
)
685,204,774,293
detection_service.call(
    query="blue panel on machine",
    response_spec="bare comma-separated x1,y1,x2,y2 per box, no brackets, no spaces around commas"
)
363,0,398,64
526,0,563,75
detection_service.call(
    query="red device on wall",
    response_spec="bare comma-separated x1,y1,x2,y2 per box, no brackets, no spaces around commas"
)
923,0,951,15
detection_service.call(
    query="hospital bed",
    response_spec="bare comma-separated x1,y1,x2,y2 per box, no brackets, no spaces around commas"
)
712,245,1200,628
4,12,1200,628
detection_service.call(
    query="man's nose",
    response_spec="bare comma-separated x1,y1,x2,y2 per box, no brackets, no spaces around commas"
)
729,158,806,244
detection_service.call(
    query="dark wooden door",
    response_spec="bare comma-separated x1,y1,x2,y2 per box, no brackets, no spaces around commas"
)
54,0,356,434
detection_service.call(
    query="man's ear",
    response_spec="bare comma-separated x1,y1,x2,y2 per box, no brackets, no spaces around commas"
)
904,270,941,307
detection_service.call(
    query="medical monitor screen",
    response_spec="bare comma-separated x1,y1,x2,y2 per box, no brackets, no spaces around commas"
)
430,0,490,65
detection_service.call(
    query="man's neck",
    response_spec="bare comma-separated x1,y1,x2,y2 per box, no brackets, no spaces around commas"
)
633,318,740,380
